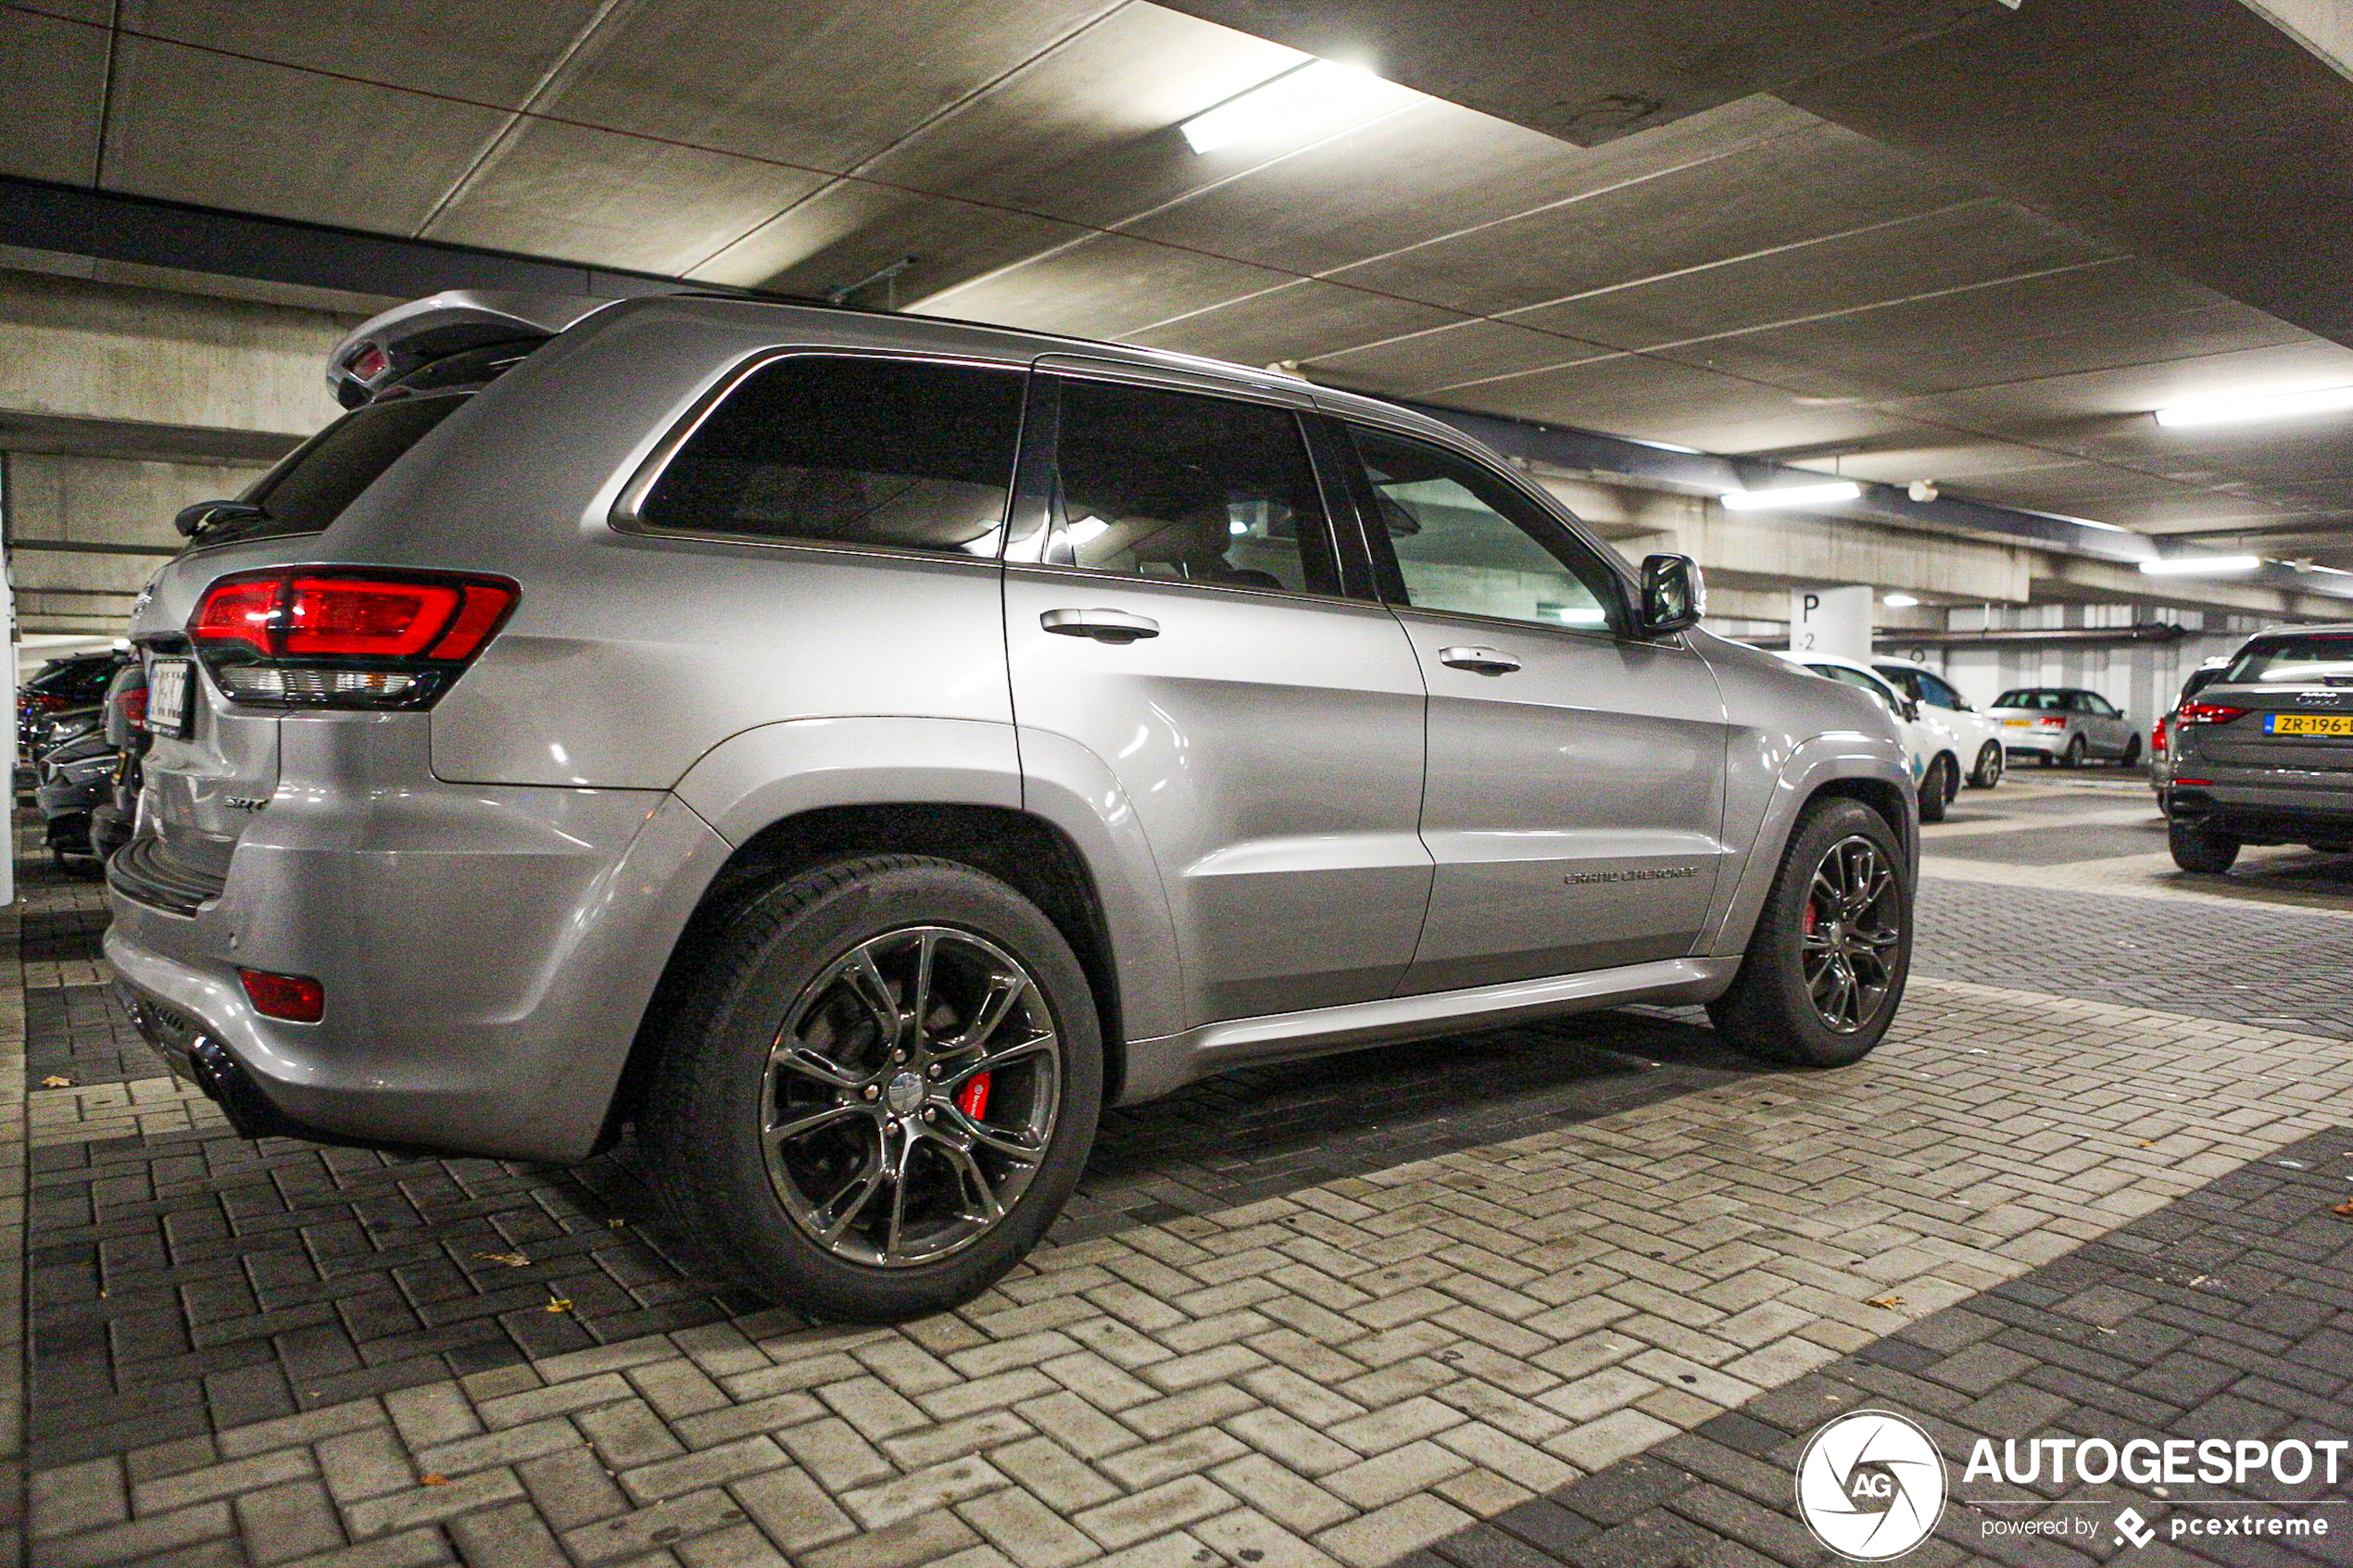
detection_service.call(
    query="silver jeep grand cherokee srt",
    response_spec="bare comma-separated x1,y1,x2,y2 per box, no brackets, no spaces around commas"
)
107,291,1917,1321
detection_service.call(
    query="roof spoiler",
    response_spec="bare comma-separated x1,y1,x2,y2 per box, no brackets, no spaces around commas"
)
326,291,626,408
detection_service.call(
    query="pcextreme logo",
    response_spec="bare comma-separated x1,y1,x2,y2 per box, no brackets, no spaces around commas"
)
1794,1411,1949,1560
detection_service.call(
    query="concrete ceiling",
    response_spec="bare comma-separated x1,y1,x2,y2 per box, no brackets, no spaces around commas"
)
6,0,2353,573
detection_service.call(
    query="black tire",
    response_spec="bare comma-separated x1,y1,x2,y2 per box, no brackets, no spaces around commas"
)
1708,797,1912,1068
639,855,1102,1322
2169,818,2240,873
1969,742,2005,789
2120,734,2142,767
2063,734,2087,768
1916,755,1953,823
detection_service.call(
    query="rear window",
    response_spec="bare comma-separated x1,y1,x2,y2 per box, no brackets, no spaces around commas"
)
208,393,469,548
1993,689,2069,709
2220,633,2353,685
633,355,1025,556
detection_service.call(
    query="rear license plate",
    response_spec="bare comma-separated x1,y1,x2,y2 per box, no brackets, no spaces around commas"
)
2001,718,2032,727
147,658,194,739
2265,712,2353,736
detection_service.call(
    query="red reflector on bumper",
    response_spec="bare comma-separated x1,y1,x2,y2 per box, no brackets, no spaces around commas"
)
240,968,324,1023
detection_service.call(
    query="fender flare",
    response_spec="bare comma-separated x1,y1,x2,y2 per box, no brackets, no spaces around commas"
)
1706,733,1915,958
668,715,1189,1049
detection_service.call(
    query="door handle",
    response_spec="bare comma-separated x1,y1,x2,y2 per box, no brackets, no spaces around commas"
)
1041,608,1161,645
1438,645,1522,675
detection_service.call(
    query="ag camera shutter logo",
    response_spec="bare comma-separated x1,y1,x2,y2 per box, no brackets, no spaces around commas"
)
1796,1411,1949,1560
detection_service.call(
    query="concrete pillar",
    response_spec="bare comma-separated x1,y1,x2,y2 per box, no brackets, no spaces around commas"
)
1788,585,1873,661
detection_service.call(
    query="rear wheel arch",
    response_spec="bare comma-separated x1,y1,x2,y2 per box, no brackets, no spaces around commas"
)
610,804,1126,1141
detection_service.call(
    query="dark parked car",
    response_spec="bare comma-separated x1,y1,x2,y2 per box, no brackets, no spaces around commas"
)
89,663,149,866
2167,625,2353,872
34,663,147,874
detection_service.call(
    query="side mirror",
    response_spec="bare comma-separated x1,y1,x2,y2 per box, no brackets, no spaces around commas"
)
173,499,266,539
1901,697,1921,722
1638,553,1704,635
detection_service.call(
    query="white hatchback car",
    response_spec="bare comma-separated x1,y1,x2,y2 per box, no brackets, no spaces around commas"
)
1780,652,1965,821
1873,660,2007,789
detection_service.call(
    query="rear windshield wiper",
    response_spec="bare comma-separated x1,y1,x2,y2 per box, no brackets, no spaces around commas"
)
173,499,270,539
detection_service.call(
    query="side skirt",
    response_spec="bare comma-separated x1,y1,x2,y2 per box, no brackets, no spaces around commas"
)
1115,955,1741,1104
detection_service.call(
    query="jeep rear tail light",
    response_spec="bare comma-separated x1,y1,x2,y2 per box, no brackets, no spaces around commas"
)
188,569,517,709
2176,701,2246,726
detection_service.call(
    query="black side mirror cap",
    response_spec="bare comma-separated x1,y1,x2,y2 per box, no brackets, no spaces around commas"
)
1638,553,1705,635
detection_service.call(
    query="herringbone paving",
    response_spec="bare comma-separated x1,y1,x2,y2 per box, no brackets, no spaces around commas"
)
9,785,2352,1567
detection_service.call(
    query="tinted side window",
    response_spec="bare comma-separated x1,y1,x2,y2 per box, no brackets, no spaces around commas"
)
1352,427,1618,631
1042,379,1338,596
221,394,468,547
1813,664,1900,714
637,356,1024,555
1917,670,1965,709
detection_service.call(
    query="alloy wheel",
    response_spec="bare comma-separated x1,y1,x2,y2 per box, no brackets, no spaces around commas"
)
761,926,1060,1268
1798,835,1903,1035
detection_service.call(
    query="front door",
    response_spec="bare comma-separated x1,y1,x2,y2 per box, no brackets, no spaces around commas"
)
1336,419,1732,995
1002,368,1431,1025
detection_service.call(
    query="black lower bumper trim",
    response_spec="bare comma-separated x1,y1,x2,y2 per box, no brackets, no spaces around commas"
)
2169,791,2353,846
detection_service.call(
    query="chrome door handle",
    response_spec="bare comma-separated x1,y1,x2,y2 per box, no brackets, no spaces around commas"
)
1041,608,1160,645
1438,645,1522,675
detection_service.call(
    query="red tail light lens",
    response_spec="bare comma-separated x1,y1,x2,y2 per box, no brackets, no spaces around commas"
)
2037,716,2068,727
2151,713,2170,757
188,568,517,709
119,685,148,732
24,692,67,713
240,967,324,1023
2177,701,2246,726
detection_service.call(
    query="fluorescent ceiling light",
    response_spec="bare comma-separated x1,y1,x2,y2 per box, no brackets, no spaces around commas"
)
2153,384,2353,428
2138,555,2261,575
1719,481,1862,511
1179,61,1389,155
1882,593,1919,608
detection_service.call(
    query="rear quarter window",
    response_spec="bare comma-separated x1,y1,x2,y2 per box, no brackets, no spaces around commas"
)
628,355,1026,556
202,393,469,548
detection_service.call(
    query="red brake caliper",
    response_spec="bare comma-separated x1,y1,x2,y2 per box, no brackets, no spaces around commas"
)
955,1073,991,1122
1803,900,1818,935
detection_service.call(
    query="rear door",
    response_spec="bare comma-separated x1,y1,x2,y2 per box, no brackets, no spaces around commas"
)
2079,691,2131,755
1001,362,1430,1024
1334,417,1731,994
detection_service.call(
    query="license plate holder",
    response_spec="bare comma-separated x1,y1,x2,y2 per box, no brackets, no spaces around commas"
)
147,658,194,739
2264,712,2353,737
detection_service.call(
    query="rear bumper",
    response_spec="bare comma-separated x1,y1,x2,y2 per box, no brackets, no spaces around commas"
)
2001,729,2066,756
103,732,729,1161
2167,775,2353,844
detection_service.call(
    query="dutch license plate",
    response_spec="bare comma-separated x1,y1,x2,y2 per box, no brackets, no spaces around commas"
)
147,658,193,739
2001,718,2032,727
2265,712,2353,737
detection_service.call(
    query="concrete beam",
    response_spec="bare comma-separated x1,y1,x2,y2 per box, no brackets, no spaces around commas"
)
0,269,352,442
1151,0,2013,144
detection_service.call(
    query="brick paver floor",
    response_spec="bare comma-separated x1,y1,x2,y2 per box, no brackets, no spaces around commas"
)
6,783,2349,1567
